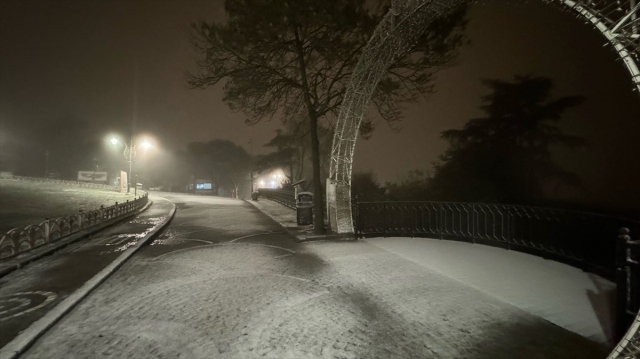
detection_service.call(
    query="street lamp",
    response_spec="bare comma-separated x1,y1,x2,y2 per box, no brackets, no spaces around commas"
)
109,136,154,195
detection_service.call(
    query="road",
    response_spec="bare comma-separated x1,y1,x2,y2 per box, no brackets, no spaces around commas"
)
0,197,173,348
4,192,609,358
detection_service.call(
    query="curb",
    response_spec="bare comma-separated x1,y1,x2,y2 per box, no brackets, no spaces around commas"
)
0,199,177,359
0,200,154,279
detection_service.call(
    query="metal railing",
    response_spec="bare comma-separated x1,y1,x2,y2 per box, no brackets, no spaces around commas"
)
354,200,640,279
6,175,118,191
256,189,296,209
0,193,148,260
613,228,640,356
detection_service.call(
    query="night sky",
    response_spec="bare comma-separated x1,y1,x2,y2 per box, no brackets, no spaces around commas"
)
1,0,639,210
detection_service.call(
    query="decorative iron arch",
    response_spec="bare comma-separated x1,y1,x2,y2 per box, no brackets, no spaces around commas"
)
326,1,639,356
327,0,639,235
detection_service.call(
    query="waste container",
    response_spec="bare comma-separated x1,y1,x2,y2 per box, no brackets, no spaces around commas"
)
296,192,313,225
251,191,259,201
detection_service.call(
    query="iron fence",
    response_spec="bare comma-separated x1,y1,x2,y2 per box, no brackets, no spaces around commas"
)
354,200,640,279
256,189,296,209
615,228,640,348
0,193,148,260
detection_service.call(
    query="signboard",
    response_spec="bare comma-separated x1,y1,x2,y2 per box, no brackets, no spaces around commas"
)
196,183,212,190
77,171,108,182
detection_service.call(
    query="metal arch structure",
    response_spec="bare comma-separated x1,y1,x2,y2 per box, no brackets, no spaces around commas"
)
326,0,639,357
327,0,640,235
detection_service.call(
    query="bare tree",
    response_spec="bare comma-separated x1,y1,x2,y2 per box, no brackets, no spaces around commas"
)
188,0,467,233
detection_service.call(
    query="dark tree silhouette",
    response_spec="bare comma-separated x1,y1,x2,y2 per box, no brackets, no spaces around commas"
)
351,171,385,201
187,0,467,233
430,75,587,205
384,169,433,201
186,140,251,198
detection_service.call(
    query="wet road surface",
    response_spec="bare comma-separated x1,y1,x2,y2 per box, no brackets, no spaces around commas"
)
0,197,173,348
11,193,609,358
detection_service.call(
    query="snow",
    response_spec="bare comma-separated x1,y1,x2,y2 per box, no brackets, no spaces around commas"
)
254,197,617,346
0,179,134,233
365,236,616,346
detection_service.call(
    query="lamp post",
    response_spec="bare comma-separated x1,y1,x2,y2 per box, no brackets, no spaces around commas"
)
110,138,152,194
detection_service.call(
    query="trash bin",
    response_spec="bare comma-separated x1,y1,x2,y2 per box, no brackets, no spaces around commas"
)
251,191,259,201
296,192,313,225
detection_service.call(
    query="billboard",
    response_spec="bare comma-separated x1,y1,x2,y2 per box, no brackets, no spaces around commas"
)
77,171,108,182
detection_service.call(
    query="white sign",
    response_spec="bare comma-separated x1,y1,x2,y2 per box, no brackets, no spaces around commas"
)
77,171,108,182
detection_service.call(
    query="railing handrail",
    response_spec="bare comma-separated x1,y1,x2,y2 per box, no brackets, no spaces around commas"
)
356,200,640,224
0,192,148,260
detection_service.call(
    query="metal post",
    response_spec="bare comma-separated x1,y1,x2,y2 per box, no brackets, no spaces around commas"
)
616,227,632,341
128,141,133,194
439,203,443,240
352,195,358,235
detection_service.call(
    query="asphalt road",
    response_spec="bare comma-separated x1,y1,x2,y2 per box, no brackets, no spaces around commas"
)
3,192,610,358
0,196,174,348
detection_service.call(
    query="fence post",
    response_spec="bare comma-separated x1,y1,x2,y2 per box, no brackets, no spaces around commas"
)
44,220,50,244
383,202,388,237
471,204,476,244
615,227,631,341
352,195,358,236
439,203,443,240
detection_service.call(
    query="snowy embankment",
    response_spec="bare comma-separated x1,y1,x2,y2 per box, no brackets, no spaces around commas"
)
0,179,133,233
365,237,616,346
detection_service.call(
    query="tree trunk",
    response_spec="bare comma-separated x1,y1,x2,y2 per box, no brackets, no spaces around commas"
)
294,25,324,234
308,113,325,234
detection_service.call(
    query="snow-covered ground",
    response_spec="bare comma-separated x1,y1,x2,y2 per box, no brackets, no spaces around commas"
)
365,237,616,346
19,193,608,359
247,197,298,229
0,179,133,233
254,197,617,346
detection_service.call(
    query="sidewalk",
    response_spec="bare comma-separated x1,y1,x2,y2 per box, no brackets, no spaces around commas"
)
247,198,351,241
251,198,616,347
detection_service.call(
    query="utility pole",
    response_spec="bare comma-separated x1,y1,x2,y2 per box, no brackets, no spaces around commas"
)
128,59,139,194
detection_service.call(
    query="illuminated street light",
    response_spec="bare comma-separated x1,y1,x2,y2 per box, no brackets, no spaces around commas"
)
141,139,152,150
108,135,157,194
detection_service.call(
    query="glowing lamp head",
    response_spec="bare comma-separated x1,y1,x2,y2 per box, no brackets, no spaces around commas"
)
140,140,152,150
110,138,118,145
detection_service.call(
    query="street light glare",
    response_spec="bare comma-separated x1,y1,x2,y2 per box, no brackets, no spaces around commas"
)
110,138,118,145
141,140,152,149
